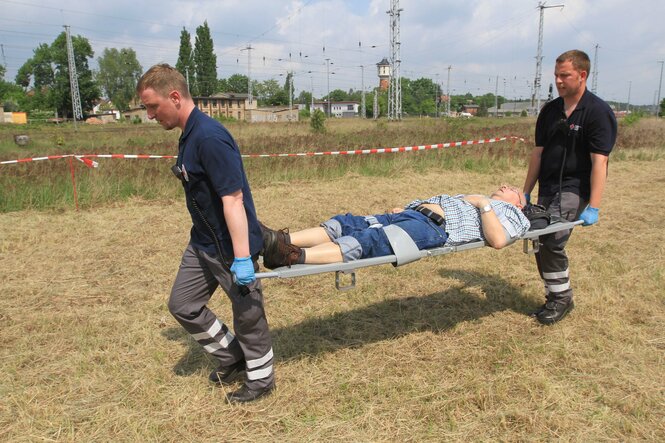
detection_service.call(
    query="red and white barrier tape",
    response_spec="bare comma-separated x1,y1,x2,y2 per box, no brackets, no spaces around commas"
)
0,153,177,165
0,136,524,165
242,136,524,158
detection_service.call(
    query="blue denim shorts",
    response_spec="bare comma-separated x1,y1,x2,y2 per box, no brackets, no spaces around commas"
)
321,210,448,261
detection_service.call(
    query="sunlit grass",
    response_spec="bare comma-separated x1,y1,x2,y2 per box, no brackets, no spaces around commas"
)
1,116,663,211
1,160,663,441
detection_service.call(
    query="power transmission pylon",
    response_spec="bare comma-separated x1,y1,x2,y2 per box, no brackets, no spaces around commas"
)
591,44,599,94
533,2,563,114
387,0,402,120
360,65,366,118
446,65,452,116
241,45,253,105
64,25,83,127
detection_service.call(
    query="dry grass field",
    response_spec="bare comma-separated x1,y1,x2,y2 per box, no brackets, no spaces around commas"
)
1,155,664,441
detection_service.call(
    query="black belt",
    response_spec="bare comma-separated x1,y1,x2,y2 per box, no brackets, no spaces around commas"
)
414,205,445,226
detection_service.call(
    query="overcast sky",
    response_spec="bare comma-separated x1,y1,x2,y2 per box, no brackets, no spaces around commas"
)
1,0,664,106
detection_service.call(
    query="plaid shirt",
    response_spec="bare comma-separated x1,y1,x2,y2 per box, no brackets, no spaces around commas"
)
405,194,530,245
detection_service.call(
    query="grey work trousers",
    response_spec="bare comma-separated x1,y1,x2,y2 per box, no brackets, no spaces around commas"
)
168,243,274,389
536,192,588,303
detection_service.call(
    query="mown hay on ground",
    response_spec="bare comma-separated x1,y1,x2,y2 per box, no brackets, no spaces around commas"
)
1,161,664,442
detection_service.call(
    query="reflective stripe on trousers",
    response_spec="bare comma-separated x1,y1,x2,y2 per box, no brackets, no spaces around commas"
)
169,244,274,389
535,192,586,303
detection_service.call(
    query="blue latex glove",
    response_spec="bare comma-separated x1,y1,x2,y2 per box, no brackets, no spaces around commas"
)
525,193,531,204
231,256,255,285
578,206,599,226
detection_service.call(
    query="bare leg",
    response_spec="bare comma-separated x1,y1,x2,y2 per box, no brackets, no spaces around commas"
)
303,242,343,263
290,227,332,247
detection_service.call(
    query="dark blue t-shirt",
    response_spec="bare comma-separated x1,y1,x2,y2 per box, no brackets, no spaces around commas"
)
535,88,617,199
176,108,263,259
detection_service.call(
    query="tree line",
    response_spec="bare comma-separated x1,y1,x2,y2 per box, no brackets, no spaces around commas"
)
2,22,662,120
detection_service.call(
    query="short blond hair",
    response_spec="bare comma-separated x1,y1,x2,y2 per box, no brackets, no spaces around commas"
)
136,64,190,99
556,50,590,75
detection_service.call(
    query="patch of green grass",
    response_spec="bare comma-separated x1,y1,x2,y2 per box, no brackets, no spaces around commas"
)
2,117,663,212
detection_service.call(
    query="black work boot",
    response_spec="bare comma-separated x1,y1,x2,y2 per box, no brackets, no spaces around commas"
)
535,299,575,325
209,359,246,385
226,383,274,404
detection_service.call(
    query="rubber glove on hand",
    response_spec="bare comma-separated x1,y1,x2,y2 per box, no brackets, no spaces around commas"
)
578,206,599,226
231,256,256,285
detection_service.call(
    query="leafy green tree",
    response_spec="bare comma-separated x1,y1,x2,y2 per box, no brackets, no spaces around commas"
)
364,88,387,118
402,77,439,116
176,27,196,95
400,77,415,115
15,60,33,89
458,93,472,110
475,93,505,112
15,32,99,118
251,81,265,102
268,89,289,106
346,89,363,103
365,92,374,116
660,98,665,117
283,72,294,102
96,48,142,111
378,89,389,117
0,65,24,110
226,74,249,93
446,92,474,113
327,89,348,102
217,78,229,92
297,90,312,107
399,77,434,116
255,79,288,106
194,21,217,96
1,64,9,96
299,108,310,119
0,95,20,112
52,32,99,117
16,44,52,92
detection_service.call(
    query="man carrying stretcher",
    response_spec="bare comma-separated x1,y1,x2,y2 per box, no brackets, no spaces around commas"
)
261,185,530,269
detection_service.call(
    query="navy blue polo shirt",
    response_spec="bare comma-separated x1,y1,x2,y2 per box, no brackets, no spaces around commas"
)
535,88,617,199
176,107,263,259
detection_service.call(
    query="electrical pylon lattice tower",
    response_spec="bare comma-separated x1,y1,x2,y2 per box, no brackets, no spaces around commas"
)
387,0,402,120
64,25,83,121
591,44,599,94
533,2,563,114
241,45,253,105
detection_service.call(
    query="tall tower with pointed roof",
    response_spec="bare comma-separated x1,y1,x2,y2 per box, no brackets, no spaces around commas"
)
377,58,390,91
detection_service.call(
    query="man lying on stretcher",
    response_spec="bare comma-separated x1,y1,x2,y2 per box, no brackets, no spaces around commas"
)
260,185,530,269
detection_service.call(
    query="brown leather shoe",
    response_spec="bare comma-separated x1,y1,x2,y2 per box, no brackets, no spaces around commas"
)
262,229,302,269
258,222,289,255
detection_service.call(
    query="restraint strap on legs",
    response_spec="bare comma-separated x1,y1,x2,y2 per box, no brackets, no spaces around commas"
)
382,224,422,266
